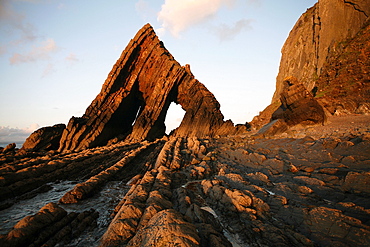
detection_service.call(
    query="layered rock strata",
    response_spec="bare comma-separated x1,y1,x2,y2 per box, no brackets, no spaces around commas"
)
0,202,99,247
58,24,234,152
1,115,369,246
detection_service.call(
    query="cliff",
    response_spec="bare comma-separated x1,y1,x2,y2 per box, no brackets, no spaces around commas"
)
58,24,234,152
272,0,370,103
252,0,370,130
315,18,370,115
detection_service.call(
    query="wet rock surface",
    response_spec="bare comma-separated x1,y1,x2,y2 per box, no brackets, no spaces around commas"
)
0,115,369,246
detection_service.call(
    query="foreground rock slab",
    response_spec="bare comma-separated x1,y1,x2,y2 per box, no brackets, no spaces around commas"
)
0,116,369,246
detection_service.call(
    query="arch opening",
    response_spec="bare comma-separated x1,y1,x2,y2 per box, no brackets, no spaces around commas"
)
165,102,186,135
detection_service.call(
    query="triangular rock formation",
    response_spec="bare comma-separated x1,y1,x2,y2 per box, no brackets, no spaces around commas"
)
58,24,234,152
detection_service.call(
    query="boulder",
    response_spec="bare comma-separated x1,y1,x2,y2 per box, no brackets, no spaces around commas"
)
256,76,327,136
21,124,66,152
343,171,370,194
271,76,327,126
2,143,16,153
126,209,200,247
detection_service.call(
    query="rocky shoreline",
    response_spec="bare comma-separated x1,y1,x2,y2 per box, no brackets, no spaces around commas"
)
1,1,369,245
0,114,369,246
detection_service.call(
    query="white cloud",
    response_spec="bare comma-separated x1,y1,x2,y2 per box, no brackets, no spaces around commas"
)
0,0,38,49
9,38,60,64
157,0,237,37
0,124,39,144
215,19,252,41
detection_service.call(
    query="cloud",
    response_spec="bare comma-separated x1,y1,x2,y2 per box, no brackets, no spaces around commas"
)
9,38,60,64
65,53,79,63
215,19,252,41
0,124,39,144
0,0,38,47
135,0,151,19
42,63,55,77
57,3,65,9
157,0,237,37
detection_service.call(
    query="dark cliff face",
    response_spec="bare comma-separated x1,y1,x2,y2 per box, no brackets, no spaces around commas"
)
272,0,370,103
58,24,233,152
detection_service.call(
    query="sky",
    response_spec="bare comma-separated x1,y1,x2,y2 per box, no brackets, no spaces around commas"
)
0,0,317,144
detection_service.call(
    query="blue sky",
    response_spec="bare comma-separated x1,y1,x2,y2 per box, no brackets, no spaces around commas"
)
0,0,317,143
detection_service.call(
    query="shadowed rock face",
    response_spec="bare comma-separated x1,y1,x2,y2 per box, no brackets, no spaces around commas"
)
315,19,370,115
272,76,327,126
58,24,233,152
21,124,66,152
256,76,327,137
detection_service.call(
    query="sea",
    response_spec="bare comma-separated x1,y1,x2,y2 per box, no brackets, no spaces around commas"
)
0,142,24,148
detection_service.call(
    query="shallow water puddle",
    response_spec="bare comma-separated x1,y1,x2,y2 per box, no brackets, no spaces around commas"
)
0,180,77,234
0,180,130,246
61,181,130,246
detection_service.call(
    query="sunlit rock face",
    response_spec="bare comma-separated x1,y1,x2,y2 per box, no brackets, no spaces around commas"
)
58,24,234,152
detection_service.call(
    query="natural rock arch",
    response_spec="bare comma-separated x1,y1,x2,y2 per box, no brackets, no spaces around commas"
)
58,24,234,152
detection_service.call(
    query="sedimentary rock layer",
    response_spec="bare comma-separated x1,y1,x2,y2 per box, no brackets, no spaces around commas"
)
58,24,233,152
1,115,370,246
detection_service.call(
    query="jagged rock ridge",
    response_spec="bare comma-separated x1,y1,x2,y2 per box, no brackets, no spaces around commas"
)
58,24,234,152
